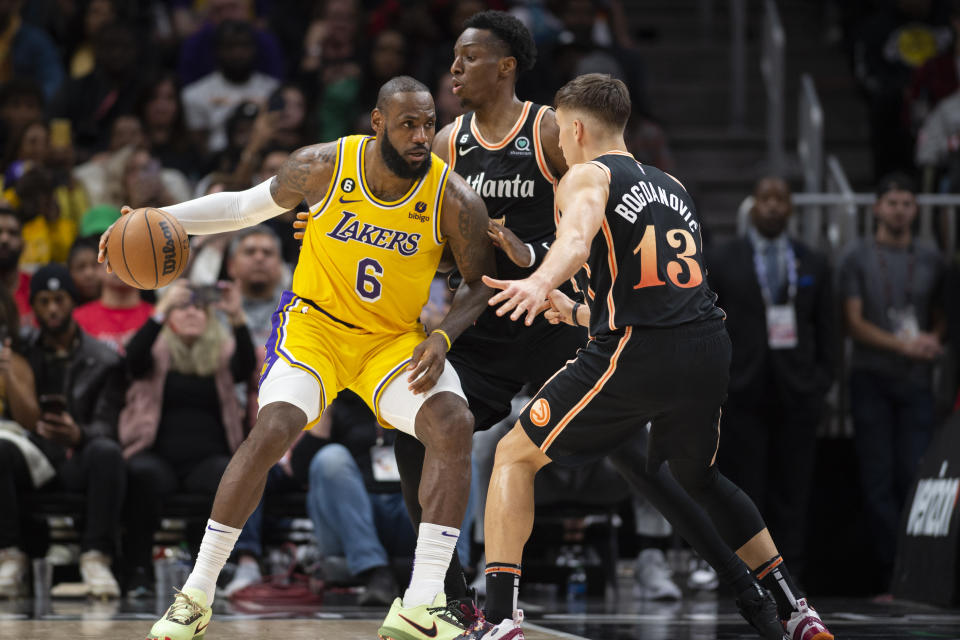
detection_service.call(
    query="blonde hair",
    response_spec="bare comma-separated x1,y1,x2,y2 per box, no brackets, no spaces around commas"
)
162,307,229,377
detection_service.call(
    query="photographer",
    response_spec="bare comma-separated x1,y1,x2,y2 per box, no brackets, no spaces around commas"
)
19,264,126,597
119,279,256,597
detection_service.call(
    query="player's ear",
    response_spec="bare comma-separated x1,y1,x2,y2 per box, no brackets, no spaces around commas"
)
499,55,517,78
371,108,384,135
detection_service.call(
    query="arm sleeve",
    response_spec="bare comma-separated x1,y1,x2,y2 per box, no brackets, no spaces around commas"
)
161,177,289,235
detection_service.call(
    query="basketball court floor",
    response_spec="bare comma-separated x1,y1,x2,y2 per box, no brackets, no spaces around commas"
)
3,592,960,639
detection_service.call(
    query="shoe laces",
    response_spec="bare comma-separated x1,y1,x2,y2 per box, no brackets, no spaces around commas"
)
165,588,205,624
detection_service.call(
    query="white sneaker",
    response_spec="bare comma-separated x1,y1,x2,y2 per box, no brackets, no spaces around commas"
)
686,557,719,591
0,547,28,598
79,550,120,598
634,549,681,600
222,559,262,598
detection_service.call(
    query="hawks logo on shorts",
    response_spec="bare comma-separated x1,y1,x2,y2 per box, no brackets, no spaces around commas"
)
529,398,551,427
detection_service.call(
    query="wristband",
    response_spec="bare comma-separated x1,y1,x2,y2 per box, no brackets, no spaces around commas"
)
571,302,582,327
524,243,536,268
432,329,452,352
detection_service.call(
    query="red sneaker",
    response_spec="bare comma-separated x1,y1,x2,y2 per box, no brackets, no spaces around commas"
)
785,598,834,640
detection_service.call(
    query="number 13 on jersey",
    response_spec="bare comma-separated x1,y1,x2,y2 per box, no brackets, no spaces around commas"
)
633,225,703,289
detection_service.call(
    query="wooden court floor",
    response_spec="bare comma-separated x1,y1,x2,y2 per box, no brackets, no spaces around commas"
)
0,619,581,640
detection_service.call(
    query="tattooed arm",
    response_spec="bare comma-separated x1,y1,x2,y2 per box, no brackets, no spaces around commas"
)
98,143,339,266
405,172,496,393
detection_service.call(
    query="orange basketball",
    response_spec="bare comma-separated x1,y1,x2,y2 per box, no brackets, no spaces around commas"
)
106,207,189,289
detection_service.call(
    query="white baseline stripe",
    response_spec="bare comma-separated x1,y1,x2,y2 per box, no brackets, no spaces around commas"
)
524,621,591,640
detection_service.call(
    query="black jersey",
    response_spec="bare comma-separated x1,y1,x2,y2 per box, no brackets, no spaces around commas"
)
578,152,725,335
448,101,559,281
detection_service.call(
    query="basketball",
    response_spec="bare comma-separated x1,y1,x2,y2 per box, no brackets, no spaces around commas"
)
106,207,189,290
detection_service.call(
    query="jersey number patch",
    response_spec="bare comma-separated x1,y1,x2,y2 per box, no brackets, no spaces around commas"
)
356,257,383,301
632,226,703,289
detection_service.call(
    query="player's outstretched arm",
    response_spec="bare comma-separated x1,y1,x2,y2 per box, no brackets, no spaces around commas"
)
483,163,607,325
99,143,338,268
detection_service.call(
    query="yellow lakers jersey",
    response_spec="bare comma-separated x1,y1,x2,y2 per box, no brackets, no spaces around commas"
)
292,135,451,334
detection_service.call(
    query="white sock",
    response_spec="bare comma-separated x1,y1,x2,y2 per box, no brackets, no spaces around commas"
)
402,523,459,607
182,519,241,604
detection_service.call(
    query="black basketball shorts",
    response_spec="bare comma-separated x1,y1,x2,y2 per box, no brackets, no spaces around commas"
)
517,319,731,469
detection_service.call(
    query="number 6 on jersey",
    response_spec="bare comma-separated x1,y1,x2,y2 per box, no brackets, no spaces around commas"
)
356,257,383,301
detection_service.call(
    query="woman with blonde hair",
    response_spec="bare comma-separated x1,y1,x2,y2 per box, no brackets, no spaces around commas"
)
119,279,255,598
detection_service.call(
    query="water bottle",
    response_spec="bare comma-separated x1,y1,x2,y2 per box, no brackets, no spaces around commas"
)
565,558,587,609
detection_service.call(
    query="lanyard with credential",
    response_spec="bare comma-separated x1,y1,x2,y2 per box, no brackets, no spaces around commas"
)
875,244,914,309
753,241,797,306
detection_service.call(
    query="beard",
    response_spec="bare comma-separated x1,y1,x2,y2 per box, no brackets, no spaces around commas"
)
0,246,20,272
39,316,72,337
379,128,431,180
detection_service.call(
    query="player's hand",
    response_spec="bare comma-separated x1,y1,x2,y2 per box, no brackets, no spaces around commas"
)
544,289,576,326
487,221,533,268
293,210,308,240
406,333,448,394
97,205,136,273
482,274,551,326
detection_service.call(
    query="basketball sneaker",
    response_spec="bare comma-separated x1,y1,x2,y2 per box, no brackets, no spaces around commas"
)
785,598,834,640
735,581,789,640
455,609,525,640
147,587,212,640
378,592,475,640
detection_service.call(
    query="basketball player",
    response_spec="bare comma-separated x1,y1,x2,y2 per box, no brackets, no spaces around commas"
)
464,74,833,640
373,12,791,640
99,77,495,640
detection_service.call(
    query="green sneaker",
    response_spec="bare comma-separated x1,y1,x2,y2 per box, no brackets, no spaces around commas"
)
147,587,212,640
378,592,475,640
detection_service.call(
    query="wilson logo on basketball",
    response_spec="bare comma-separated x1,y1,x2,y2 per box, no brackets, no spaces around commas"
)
158,220,178,276
530,398,551,427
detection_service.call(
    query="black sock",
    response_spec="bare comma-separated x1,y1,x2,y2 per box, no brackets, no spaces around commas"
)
444,551,470,600
484,563,520,625
716,552,756,595
753,555,802,620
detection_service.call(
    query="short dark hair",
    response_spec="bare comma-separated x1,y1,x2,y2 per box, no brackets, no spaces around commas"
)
376,76,431,111
228,224,282,259
554,73,631,132
463,11,537,73
68,236,99,265
216,19,256,47
0,79,43,111
875,171,917,199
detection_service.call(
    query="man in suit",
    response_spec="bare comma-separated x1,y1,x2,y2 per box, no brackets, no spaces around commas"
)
708,177,836,580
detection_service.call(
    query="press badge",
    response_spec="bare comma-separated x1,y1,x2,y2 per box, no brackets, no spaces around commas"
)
371,445,402,482
767,304,798,349
888,306,919,340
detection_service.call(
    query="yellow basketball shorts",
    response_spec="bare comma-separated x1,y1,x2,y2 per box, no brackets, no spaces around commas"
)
258,291,465,433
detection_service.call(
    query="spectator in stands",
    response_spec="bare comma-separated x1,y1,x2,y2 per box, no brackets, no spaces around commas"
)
906,0,960,136
915,87,960,191
306,391,415,606
75,145,190,212
119,279,255,597
49,22,142,157
853,0,952,177
21,264,126,597
0,284,39,597
135,71,198,179
354,30,410,131
0,80,44,157
14,167,77,270
0,0,64,100
0,204,29,324
709,177,836,578
2,118,48,173
839,172,946,592
74,272,152,357
182,20,280,155
67,237,101,306
267,83,311,151
226,225,285,351
177,0,285,86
